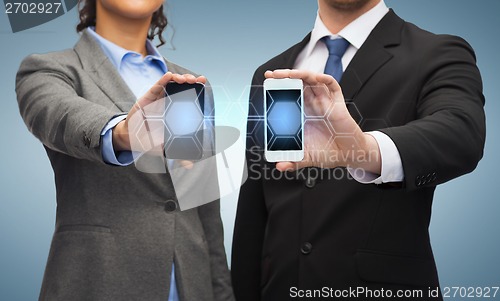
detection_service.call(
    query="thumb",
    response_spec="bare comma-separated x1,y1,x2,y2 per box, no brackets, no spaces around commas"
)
276,160,310,172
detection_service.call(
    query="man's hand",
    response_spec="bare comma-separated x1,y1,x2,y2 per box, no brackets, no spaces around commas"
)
112,72,207,153
265,69,381,174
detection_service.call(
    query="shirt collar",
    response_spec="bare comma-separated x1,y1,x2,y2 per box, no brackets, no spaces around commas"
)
306,0,389,57
86,27,168,73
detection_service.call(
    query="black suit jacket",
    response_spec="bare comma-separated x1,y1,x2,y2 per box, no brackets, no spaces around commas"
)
232,10,485,301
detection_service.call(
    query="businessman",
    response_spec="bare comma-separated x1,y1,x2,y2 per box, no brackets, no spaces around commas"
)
232,0,485,300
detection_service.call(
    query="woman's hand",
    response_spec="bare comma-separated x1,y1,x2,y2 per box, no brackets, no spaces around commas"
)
112,72,206,154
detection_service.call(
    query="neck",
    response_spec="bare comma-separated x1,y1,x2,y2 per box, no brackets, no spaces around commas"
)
318,0,380,34
95,2,151,57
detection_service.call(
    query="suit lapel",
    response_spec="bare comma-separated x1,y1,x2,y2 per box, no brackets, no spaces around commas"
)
340,46,392,101
270,33,312,70
74,30,136,112
266,11,404,101
341,10,404,101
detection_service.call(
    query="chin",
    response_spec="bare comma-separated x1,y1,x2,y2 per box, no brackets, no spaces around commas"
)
324,0,374,11
100,0,164,19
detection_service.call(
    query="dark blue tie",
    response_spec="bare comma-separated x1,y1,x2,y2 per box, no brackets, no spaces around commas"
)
322,37,350,82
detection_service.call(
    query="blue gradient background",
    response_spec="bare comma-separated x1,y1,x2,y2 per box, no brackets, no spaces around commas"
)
1,1,499,300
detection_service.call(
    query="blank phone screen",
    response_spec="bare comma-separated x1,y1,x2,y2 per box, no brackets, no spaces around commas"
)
266,89,303,151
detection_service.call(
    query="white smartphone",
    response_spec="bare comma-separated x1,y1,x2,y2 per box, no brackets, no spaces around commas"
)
264,78,304,162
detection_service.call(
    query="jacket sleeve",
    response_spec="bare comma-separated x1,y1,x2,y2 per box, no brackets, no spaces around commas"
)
16,53,118,163
380,35,486,191
231,69,268,301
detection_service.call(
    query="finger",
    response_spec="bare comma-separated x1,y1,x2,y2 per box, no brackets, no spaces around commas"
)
196,76,207,84
138,84,165,104
157,72,174,86
139,73,172,102
305,85,333,119
180,160,194,170
288,69,314,81
282,69,317,86
133,73,172,114
265,69,292,79
315,74,350,120
266,69,318,84
171,73,188,84
284,70,330,99
149,84,164,96
276,160,311,172
316,74,343,100
293,72,330,99
266,69,320,87
275,162,296,172
184,74,207,85
183,74,198,84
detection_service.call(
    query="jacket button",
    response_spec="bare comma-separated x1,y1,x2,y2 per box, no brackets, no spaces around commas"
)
427,174,434,183
301,242,312,255
305,177,316,189
165,200,177,212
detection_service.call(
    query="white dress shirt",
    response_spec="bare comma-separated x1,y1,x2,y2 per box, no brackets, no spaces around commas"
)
294,0,404,184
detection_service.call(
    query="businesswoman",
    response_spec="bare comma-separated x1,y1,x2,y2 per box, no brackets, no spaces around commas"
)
16,0,234,300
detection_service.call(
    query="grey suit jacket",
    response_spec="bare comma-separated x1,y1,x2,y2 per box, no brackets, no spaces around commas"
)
16,31,234,301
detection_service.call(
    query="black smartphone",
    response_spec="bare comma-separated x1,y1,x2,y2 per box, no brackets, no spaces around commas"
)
163,82,205,160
